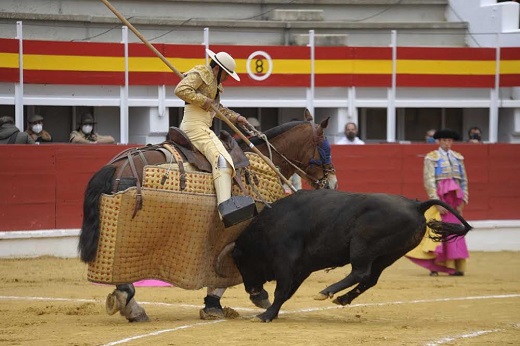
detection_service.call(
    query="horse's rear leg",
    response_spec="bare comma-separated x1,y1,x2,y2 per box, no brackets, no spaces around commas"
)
106,284,149,322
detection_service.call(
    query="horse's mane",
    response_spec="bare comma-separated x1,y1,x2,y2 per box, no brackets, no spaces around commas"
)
237,121,309,146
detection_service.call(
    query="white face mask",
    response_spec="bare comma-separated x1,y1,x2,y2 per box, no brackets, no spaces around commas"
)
82,125,93,134
31,124,43,134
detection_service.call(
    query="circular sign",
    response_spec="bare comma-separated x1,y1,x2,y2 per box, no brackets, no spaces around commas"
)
246,51,273,81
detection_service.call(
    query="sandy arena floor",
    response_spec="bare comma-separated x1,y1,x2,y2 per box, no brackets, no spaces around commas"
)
0,252,519,346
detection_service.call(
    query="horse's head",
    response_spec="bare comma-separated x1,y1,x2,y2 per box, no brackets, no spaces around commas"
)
297,117,338,190
249,111,337,190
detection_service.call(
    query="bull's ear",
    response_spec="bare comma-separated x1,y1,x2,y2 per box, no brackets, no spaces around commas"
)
304,108,313,121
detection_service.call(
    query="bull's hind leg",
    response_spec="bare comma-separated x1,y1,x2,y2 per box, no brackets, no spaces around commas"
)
333,252,404,306
106,284,149,322
314,262,371,301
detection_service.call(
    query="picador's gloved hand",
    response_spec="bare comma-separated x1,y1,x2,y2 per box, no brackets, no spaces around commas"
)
202,97,213,111
236,115,248,127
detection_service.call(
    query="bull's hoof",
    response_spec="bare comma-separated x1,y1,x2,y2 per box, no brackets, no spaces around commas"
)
105,290,127,315
250,291,271,309
250,315,270,323
199,307,225,320
332,297,349,306
223,307,240,319
255,311,276,323
313,292,334,301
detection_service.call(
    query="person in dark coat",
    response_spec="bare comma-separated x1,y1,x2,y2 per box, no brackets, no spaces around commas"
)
0,116,35,144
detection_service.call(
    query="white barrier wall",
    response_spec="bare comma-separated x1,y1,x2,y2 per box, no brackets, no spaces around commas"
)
1,221,519,258
447,0,520,47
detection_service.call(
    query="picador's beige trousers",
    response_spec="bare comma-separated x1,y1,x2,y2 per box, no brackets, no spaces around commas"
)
180,105,235,211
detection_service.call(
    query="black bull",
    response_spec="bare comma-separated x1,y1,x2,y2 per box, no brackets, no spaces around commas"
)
229,189,472,322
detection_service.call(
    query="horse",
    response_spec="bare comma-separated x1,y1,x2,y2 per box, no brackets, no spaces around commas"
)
78,111,338,322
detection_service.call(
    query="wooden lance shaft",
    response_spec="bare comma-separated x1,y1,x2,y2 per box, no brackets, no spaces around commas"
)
99,0,297,192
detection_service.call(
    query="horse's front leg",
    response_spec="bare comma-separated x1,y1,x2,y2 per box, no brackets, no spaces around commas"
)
106,283,149,322
200,287,239,320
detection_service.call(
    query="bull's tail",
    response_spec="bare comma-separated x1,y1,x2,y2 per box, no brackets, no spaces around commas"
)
78,165,117,263
417,199,473,241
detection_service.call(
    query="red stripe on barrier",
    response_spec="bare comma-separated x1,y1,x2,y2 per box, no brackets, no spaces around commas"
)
500,74,520,87
24,70,124,85
0,38,19,53
24,40,123,56
501,47,520,59
397,74,495,88
0,68,19,82
397,47,496,60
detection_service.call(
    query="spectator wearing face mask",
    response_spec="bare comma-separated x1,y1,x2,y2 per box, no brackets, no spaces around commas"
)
337,122,365,145
25,115,52,143
70,114,115,144
467,126,482,143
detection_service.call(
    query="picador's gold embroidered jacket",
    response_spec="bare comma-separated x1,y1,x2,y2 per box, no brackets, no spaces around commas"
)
175,65,240,124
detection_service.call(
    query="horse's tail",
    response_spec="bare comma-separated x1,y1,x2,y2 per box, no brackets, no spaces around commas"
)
78,165,116,263
417,199,473,241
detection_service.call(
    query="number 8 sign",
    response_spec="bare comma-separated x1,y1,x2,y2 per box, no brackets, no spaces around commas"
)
246,51,273,81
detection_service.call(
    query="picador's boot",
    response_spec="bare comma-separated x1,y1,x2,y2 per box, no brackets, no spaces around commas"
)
214,167,257,227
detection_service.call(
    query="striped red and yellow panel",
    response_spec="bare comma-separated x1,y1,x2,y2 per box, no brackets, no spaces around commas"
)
0,38,519,87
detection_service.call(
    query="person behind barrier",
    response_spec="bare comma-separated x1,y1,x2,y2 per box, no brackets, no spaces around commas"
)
174,49,255,227
337,122,365,145
70,114,115,144
0,116,35,144
26,114,52,143
467,126,482,143
406,128,469,276
425,128,437,143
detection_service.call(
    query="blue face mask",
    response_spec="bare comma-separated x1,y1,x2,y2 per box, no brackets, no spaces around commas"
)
426,137,436,143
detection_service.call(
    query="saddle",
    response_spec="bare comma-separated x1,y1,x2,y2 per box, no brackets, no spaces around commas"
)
168,127,250,172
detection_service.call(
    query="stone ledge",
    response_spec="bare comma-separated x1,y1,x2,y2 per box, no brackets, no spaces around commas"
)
292,33,348,46
0,12,468,30
270,9,324,22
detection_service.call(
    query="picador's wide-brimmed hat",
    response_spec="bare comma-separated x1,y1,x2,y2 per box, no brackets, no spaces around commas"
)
206,49,240,82
80,114,97,125
433,128,460,141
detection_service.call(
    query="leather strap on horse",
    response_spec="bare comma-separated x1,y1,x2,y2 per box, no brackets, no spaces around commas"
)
127,150,143,219
162,143,186,190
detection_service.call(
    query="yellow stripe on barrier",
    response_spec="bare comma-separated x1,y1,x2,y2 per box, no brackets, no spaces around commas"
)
0,53,19,68
397,60,497,75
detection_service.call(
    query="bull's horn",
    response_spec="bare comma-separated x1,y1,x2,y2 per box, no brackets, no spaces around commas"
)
214,242,236,278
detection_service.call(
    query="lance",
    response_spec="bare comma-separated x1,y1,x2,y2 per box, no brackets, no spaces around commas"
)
100,0,297,192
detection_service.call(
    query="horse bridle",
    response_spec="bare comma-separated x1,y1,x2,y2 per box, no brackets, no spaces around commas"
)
258,122,336,189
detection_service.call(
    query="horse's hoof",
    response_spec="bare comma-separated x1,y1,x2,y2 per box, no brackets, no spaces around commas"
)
106,290,127,315
128,312,150,323
313,292,332,301
199,307,224,320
